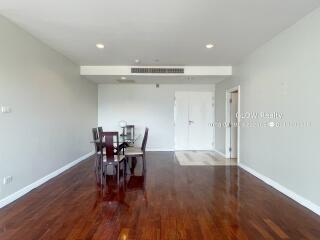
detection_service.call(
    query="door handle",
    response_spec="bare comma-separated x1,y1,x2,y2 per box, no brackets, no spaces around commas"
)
189,120,194,125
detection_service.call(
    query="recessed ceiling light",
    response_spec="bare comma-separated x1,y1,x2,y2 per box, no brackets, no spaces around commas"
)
96,43,104,49
134,59,140,64
206,43,214,49
121,76,127,80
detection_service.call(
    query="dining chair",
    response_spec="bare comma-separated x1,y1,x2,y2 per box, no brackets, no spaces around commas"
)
93,127,107,155
92,128,103,185
99,132,126,185
97,126,103,138
125,127,149,173
92,128,99,141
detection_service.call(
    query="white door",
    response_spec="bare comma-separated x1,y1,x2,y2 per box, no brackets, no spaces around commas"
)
230,92,238,158
174,92,190,150
174,91,213,150
188,92,213,150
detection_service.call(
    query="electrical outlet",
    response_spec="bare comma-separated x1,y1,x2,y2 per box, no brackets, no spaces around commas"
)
3,176,13,185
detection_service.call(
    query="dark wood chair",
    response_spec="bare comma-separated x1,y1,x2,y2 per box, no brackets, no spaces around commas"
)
92,128,98,141
125,128,149,173
99,132,126,185
93,128,106,155
92,128,102,185
97,126,103,138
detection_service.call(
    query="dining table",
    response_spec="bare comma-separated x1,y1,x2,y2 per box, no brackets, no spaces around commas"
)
91,133,140,153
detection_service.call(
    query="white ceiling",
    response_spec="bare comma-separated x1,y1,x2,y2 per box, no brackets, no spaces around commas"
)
1,0,320,66
86,75,226,84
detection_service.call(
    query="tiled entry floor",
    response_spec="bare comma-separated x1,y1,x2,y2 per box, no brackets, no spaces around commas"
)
175,151,237,166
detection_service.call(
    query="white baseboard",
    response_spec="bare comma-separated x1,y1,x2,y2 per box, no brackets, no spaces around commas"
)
213,149,227,158
147,148,174,152
175,149,215,151
239,163,320,216
0,151,95,209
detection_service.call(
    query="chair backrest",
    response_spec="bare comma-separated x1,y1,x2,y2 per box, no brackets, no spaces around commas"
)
92,128,98,140
100,132,119,161
92,128,99,152
141,128,149,152
97,127,103,137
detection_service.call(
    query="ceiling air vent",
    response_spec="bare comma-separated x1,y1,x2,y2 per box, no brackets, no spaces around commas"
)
131,67,184,74
117,79,135,84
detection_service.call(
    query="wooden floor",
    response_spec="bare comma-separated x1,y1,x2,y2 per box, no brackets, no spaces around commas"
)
0,152,319,240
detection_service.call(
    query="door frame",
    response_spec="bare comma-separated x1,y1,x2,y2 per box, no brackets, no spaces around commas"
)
225,86,240,162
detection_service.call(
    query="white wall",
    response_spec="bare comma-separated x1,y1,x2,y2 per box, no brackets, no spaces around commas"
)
98,84,215,150
215,8,320,207
0,16,97,203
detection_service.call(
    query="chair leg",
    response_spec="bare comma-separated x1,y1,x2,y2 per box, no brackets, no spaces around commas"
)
117,164,120,185
129,156,132,174
95,157,100,185
124,158,127,177
100,164,104,188
142,154,146,173
131,157,137,175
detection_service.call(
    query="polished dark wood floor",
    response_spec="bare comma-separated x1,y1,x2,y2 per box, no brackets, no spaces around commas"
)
0,152,319,240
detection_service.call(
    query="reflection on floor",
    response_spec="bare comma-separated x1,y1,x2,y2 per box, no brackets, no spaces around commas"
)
175,151,237,166
100,157,147,204
1,152,320,239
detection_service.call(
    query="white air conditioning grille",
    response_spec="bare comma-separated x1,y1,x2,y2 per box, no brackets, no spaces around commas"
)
131,67,184,74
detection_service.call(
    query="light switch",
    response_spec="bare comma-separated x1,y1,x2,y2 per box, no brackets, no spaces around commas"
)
1,106,11,113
